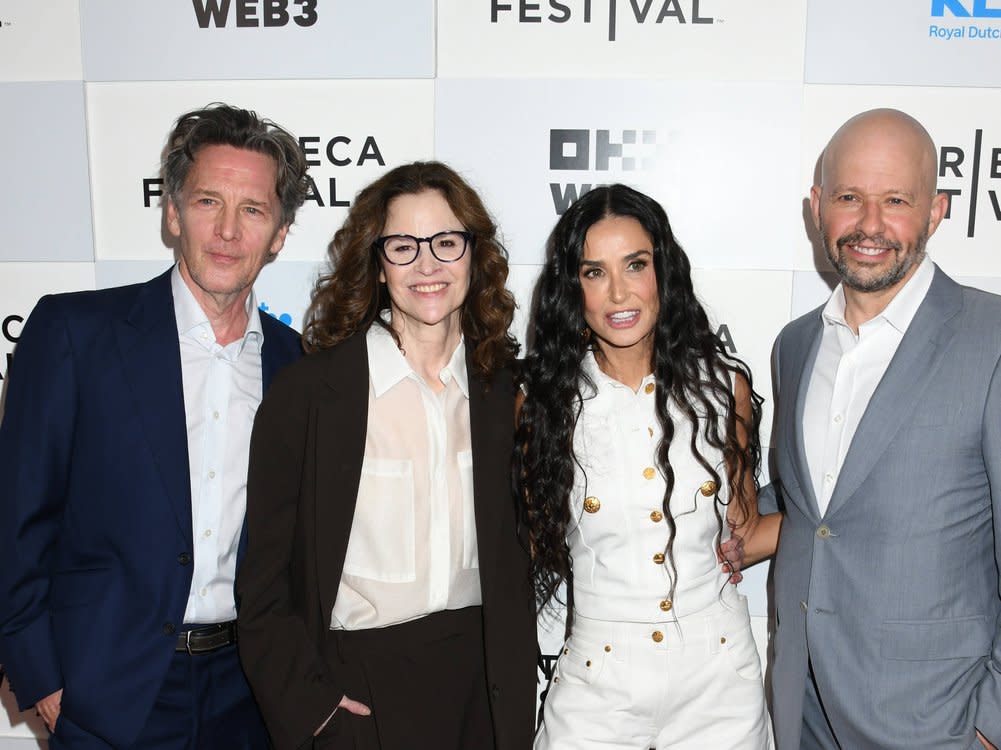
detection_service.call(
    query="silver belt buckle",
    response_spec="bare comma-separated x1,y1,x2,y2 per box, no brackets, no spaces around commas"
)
184,629,195,655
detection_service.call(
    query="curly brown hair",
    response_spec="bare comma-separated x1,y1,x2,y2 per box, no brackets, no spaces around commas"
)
303,161,518,378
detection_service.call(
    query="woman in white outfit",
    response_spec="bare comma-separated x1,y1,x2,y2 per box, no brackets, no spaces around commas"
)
515,184,780,749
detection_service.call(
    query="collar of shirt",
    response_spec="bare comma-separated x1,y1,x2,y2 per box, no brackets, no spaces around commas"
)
170,264,263,357
366,322,469,400
581,349,656,397
821,255,935,336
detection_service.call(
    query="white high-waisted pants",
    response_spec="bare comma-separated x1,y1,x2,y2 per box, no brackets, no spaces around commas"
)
535,594,773,750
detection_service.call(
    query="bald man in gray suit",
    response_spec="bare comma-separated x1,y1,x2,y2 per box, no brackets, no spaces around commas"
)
765,109,1001,750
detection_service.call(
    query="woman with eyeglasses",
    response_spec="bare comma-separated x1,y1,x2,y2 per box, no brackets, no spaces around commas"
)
516,184,779,749
236,162,537,750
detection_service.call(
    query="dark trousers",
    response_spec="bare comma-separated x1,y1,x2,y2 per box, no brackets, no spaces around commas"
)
314,606,495,750
49,643,268,750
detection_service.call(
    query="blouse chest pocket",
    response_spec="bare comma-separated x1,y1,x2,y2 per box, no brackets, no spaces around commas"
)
342,456,417,583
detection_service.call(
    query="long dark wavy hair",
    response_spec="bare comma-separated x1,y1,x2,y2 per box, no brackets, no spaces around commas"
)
303,161,518,378
514,184,763,612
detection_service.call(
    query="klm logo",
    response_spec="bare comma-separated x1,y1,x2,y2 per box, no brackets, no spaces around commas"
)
192,0,318,28
548,128,659,214
931,0,1001,18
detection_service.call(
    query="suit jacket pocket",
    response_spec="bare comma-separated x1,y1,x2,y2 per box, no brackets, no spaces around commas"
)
879,615,990,661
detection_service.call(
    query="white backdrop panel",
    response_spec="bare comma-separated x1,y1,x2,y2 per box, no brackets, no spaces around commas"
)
0,82,93,262
0,1,82,82
80,0,434,81
800,85,1001,276
436,79,804,269
0,263,96,395
86,80,436,263
439,0,807,80
806,0,1001,87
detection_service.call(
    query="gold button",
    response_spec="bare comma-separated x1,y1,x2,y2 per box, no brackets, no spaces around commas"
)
660,599,673,612
583,496,601,513
564,648,569,655
649,510,663,523
653,552,665,564
644,383,655,394
604,645,611,652
585,660,592,667
816,524,831,539
699,480,717,497
553,676,559,683
720,637,727,644
648,427,654,437
643,467,656,480
652,630,664,643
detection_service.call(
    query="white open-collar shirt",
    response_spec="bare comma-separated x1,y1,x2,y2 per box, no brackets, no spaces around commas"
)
330,322,481,630
172,265,263,625
803,256,935,516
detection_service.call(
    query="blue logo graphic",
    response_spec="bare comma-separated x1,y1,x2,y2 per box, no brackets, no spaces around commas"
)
932,0,1001,17
258,302,293,327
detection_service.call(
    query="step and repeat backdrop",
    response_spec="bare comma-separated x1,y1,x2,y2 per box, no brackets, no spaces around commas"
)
2,0,1000,744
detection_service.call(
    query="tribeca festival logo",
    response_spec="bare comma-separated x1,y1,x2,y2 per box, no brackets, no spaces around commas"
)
490,0,718,42
929,0,1001,41
143,134,386,210
192,0,318,28
258,302,293,327
937,129,1001,237
548,127,661,214
0,314,23,382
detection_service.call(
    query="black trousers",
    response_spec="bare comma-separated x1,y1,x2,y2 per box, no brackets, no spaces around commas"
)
315,606,496,750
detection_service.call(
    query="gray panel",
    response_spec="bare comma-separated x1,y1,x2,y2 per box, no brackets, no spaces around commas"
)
0,82,94,262
806,0,1001,87
80,0,434,81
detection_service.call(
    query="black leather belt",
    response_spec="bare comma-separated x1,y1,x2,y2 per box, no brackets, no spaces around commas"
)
175,621,237,655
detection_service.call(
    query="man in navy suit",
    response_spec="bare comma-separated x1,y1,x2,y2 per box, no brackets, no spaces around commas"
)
0,103,308,748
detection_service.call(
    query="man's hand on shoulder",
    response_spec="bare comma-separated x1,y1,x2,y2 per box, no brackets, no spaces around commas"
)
35,688,62,732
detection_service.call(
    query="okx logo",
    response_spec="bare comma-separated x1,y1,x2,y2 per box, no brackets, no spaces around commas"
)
931,0,1001,17
938,129,1001,238
192,0,318,28
548,128,660,214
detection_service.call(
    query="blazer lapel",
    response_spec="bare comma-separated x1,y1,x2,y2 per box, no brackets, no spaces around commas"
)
784,314,824,519
825,269,963,516
114,270,191,539
314,335,369,625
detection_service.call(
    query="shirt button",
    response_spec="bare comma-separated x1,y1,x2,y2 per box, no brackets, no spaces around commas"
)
833,414,843,424
824,473,834,484
649,510,663,523
204,529,212,538
213,410,220,420
659,599,673,612
208,470,216,480
643,467,656,480
644,383,655,394
199,587,207,597
652,630,664,643
583,496,601,513
653,552,665,564
816,525,832,539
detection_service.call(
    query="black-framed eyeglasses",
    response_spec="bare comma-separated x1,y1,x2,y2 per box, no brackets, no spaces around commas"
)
374,230,473,266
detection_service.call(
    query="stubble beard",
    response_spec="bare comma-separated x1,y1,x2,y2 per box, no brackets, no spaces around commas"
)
820,218,928,294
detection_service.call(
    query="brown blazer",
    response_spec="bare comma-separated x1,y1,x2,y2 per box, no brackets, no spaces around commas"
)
236,333,537,750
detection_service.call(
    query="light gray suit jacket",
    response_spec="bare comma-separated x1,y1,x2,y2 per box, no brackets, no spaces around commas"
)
764,266,1001,749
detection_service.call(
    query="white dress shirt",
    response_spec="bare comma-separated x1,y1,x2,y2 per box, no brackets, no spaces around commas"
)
330,323,481,631
803,257,935,516
568,352,733,622
172,266,263,625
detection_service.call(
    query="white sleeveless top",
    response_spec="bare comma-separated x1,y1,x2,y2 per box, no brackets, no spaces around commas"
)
568,352,734,622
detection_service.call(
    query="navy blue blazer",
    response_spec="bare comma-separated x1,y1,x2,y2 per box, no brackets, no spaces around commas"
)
0,269,301,747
